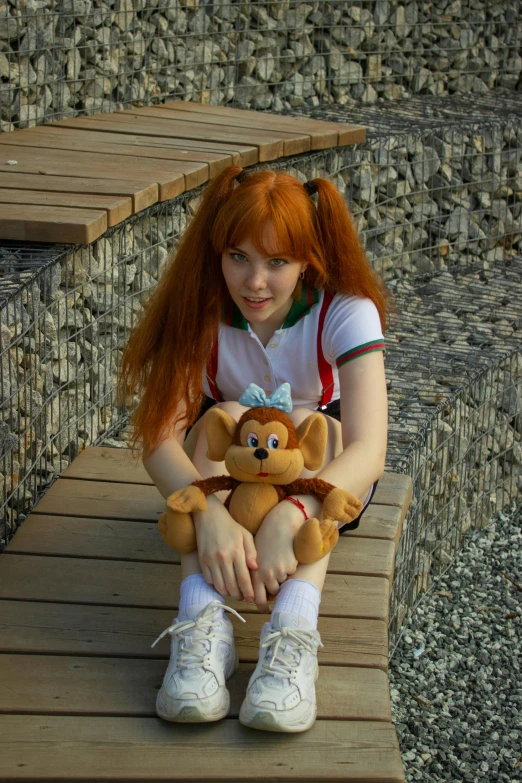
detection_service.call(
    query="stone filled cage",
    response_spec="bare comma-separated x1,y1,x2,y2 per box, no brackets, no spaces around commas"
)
1,98,521,647
1,0,522,130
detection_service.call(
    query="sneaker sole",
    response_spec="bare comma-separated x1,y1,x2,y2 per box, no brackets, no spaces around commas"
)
156,653,239,724
156,686,230,723
239,702,317,733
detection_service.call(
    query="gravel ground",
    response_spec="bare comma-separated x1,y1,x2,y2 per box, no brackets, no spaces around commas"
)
389,501,522,783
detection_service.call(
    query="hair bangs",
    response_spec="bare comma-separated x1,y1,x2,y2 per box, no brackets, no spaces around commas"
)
211,174,321,265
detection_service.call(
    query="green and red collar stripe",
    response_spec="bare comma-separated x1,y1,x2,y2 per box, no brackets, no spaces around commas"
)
222,283,320,330
336,340,386,368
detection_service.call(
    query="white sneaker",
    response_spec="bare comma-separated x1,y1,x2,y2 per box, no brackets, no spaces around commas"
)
152,600,245,723
239,611,323,733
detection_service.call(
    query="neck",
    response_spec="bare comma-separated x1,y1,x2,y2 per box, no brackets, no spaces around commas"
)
248,299,293,345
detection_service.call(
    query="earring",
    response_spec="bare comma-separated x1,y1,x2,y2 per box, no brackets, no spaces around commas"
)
299,271,305,280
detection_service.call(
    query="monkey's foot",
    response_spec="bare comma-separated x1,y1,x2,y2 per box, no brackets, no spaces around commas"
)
293,517,339,565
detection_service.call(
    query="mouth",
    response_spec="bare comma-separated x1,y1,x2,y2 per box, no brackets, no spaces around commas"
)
242,295,272,310
232,458,289,478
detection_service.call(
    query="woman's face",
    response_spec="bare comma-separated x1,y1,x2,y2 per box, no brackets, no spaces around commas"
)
221,224,307,331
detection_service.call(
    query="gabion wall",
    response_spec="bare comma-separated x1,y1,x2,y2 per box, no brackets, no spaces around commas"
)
1,108,521,648
1,0,521,130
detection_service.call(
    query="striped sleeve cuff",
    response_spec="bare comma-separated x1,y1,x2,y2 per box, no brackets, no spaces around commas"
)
336,340,386,368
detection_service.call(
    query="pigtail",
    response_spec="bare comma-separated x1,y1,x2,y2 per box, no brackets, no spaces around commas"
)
119,166,242,455
311,178,389,332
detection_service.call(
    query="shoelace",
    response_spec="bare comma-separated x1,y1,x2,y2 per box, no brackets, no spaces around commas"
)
260,626,323,679
150,601,245,670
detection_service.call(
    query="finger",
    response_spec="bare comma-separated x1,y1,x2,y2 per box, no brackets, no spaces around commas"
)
265,575,281,596
252,574,270,614
209,565,228,597
220,559,242,601
201,565,214,586
275,569,289,584
234,558,255,603
242,532,258,570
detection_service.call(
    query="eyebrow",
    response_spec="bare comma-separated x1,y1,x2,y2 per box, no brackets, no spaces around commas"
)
230,246,287,258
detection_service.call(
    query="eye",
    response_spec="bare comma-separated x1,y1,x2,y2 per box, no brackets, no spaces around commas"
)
269,258,288,268
231,252,247,262
267,434,279,449
247,432,259,448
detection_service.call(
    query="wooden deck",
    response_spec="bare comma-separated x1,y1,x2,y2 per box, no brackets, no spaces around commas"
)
0,103,365,244
0,446,411,782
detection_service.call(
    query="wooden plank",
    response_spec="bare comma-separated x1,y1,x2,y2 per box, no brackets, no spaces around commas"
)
0,601,388,669
32,477,405,543
0,554,389,620
46,120,259,167
0,128,233,179
127,106,313,156
0,204,107,244
166,101,367,146
61,445,149,482
157,103,340,151
0,189,132,228
0,172,158,212
0,715,404,782
0,655,391,722
373,473,412,509
52,115,276,162
62,447,412,512
0,145,187,200
6,515,396,583
0,137,208,190
76,110,295,160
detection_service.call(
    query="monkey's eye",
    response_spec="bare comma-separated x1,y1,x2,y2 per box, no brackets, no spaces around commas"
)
267,434,279,450
247,432,259,448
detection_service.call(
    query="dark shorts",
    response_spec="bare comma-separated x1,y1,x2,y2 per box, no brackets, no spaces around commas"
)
194,395,376,533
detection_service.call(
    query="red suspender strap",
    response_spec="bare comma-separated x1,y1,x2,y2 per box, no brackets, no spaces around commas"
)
317,291,335,408
206,337,224,402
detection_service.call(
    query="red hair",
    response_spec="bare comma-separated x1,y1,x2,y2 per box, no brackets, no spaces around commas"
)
119,166,390,455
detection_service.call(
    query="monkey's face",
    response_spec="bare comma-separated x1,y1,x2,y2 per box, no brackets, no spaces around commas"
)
224,419,304,485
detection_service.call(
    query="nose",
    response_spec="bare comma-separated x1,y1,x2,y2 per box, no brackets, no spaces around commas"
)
245,264,267,290
254,447,269,461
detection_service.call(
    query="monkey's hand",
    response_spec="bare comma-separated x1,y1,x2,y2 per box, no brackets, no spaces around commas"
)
323,487,362,525
167,484,207,514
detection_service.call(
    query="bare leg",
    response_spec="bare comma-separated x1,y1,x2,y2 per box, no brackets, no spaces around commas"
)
286,409,369,593
180,401,248,579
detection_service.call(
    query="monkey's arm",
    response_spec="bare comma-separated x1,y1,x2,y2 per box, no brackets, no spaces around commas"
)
166,476,240,515
284,478,336,502
285,478,363,524
192,476,240,496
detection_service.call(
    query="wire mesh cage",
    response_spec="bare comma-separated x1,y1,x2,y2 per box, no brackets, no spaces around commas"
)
0,101,521,649
1,0,521,130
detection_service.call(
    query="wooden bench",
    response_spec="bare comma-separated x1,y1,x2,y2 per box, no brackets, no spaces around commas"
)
0,445,411,782
0,102,365,244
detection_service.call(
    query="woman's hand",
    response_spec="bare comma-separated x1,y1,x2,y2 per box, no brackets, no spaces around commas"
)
194,496,258,603
251,501,306,613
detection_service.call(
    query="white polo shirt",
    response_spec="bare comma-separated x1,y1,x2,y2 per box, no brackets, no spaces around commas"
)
203,285,385,409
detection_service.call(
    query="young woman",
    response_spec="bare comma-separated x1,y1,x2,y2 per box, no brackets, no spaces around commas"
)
119,165,389,733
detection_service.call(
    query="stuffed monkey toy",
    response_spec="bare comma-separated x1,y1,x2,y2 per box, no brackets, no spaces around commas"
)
158,384,363,565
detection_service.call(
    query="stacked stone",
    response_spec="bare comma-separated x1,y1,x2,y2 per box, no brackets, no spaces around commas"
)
386,266,522,637
1,0,521,130
1,122,521,563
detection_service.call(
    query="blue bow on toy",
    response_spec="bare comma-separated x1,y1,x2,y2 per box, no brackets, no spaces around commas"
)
239,383,293,414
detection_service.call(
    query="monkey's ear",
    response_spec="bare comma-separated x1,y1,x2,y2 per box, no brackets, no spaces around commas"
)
205,409,237,462
295,413,328,471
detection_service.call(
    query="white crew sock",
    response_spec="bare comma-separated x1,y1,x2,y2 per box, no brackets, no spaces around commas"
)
271,578,321,630
177,573,224,622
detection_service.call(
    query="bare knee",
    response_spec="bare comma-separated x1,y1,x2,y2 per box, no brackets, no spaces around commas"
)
212,400,248,421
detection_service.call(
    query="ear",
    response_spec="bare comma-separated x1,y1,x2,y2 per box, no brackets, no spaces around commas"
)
205,408,237,462
295,413,328,471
